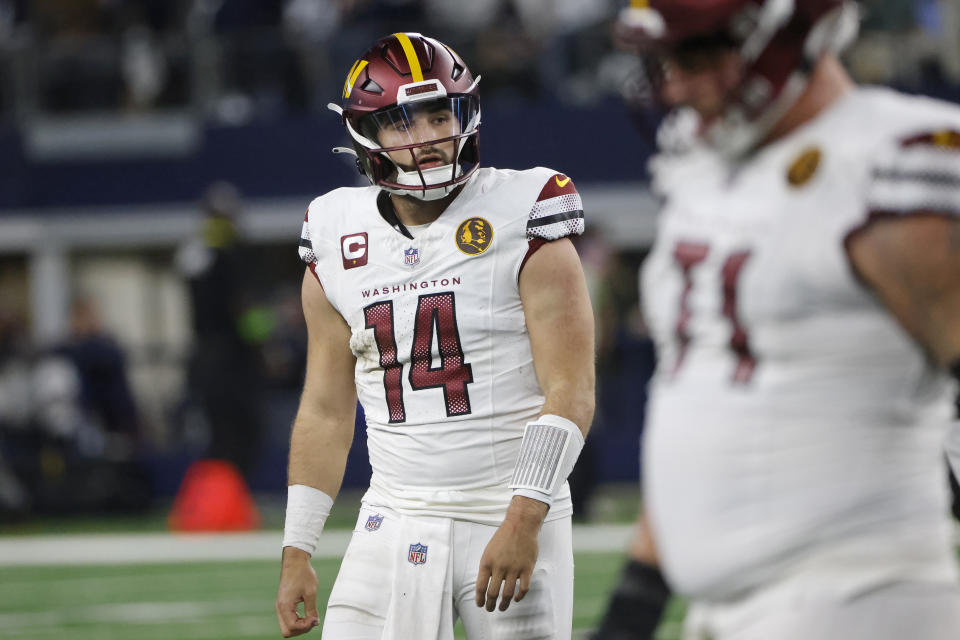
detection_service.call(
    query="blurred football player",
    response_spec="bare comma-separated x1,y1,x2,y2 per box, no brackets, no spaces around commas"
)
274,33,595,639
592,1,960,639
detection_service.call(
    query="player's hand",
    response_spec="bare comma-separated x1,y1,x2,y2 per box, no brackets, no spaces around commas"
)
276,546,320,637
475,496,548,612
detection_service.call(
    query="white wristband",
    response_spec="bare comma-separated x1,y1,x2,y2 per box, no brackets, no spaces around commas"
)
282,484,334,555
509,414,585,507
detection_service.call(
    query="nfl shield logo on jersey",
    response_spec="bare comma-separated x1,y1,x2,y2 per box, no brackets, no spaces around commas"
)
403,247,420,266
408,542,428,565
365,513,383,531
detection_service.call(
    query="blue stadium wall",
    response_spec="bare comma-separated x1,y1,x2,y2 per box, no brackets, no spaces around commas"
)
0,99,655,210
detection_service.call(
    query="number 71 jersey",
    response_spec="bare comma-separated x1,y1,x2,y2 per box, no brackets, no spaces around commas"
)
299,167,584,524
640,87,960,599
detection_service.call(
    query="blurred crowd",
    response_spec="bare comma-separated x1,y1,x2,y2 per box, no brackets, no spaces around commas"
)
0,182,313,520
0,295,150,517
0,0,622,123
0,0,956,125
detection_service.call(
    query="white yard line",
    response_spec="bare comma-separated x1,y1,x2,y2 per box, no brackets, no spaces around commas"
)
6,522,953,568
7,524,960,567
0,523,634,567
0,530,339,566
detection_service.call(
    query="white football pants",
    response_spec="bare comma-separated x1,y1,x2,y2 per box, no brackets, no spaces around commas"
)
321,504,574,639
683,575,960,640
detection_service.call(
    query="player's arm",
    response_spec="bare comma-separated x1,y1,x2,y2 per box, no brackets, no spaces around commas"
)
475,237,596,613
848,214,960,487
846,215,960,369
521,237,596,432
276,268,358,638
851,130,960,493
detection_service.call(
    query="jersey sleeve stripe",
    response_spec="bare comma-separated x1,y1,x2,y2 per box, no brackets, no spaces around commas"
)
900,129,960,149
868,171,960,216
526,216,585,241
868,140,960,216
875,145,960,174
530,192,584,219
866,204,960,217
298,247,317,264
299,212,318,265
527,175,585,241
527,209,584,229
872,169,960,188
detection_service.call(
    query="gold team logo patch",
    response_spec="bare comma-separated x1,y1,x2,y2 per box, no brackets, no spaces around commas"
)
455,217,494,255
786,147,821,187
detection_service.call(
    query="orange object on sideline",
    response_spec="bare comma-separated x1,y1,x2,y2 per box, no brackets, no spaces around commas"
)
168,459,261,531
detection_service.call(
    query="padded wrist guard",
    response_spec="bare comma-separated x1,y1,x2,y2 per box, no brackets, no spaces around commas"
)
509,413,584,507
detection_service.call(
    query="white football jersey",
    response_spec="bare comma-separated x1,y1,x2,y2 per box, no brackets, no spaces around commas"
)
299,167,584,525
641,87,960,599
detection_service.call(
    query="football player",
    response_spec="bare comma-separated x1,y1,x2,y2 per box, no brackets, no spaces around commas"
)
274,33,595,639
593,1,960,639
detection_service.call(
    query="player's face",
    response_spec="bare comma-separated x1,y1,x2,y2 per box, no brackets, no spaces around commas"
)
659,48,742,124
376,106,461,171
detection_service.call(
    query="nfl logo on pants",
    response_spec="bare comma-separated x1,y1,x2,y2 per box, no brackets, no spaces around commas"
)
365,513,383,531
408,542,428,565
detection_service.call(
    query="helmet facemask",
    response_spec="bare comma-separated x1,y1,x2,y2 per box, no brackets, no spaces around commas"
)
346,94,481,201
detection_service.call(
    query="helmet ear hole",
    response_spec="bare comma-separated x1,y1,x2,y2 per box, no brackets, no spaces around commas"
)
367,152,393,184
350,141,377,182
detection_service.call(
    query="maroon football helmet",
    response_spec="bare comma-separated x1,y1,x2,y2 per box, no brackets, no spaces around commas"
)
330,33,481,200
615,0,859,154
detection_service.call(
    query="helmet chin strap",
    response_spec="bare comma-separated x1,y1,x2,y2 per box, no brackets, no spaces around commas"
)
384,163,464,201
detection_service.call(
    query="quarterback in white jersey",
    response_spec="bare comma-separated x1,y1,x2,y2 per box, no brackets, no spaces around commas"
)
275,33,595,640
593,2,960,640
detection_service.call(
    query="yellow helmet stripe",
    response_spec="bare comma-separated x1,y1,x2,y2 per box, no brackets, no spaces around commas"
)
393,32,424,83
630,0,649,7
342,60,357,98
342,59,369,98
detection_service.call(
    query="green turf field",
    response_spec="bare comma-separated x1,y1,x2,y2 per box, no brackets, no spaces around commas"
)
0,552,685,640
0,488,667,639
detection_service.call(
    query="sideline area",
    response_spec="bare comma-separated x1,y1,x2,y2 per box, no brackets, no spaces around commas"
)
0,523,634,567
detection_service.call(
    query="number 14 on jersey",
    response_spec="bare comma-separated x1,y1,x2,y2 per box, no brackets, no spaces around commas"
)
363,292,474,423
